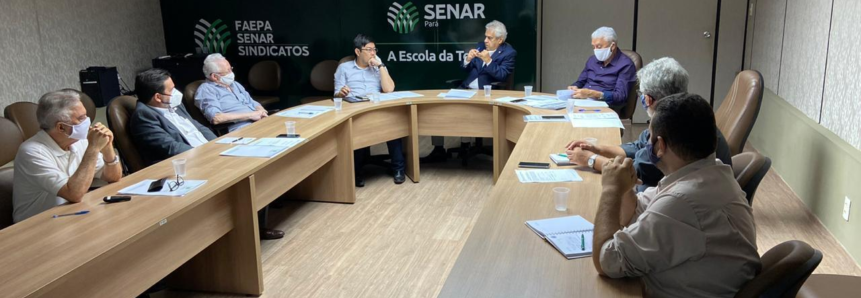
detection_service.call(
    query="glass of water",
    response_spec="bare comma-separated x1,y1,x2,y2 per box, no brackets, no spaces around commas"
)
484,85,492,97
524,85,533,97
333,98,343,111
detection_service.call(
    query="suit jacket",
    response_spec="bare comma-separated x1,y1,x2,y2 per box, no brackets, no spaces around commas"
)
459,42,516,89
129,101,217,166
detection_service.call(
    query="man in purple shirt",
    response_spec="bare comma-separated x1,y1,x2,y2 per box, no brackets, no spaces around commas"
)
569,27,637,112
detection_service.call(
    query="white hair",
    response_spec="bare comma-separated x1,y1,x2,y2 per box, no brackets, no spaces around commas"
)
203,53,227,78
37,90,81,131
486,20,507,40
591,26,617,44
638,57,689,101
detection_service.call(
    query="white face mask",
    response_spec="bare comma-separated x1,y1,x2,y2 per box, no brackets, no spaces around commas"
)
219,72,235,85
63,117,90,140
169,88,183,108
594,44,613,62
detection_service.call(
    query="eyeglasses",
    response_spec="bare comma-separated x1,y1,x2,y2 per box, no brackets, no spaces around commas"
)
168,175,185,191
361,47,378,53
217,67,234,76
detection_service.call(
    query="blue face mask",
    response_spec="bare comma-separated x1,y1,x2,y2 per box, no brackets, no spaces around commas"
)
639,94,648,110
645,138,661,164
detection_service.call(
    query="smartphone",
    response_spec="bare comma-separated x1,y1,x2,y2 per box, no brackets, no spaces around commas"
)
511,99,526,103
277,134,301,138
518,162,551,169
103,196,132,204
148,178,167,192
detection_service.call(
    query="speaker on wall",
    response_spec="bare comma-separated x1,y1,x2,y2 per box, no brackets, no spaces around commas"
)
79,66,121,107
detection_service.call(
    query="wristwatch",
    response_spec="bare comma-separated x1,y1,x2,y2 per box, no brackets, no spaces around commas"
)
106,155,120,166
587,154,599,169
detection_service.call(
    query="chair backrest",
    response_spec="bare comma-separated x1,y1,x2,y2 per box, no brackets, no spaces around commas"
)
4,102,39,140
500,69,516,91
619,50,643,120
716,70,764,156
106,96,145,174
339,55,356,65
183,80,210,127
248,60,281,92
0,117,24,166
732,152,772,205
0,167,13,229
735,240,822,298
310,60,340,92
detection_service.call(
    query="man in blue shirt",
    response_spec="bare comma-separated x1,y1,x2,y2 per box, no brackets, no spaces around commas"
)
195,53,269,132
564,57,732,192
568,27,637,113
334,34,405,186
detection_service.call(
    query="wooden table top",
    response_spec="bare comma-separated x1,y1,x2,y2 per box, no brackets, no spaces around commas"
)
0,90,638,297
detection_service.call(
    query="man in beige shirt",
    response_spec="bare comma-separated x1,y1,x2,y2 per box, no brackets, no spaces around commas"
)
592,93,761,297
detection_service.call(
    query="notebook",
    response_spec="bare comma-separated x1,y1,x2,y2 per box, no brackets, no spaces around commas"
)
526,215,594,259
549,153,574,166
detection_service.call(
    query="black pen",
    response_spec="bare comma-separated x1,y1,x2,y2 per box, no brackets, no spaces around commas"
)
231,137,245,143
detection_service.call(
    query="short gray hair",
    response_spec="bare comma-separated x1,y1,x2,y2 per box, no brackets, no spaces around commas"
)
37,90,81,131
637,57,689,101
203,53,227,78
591,26,617,43
486,20,507,40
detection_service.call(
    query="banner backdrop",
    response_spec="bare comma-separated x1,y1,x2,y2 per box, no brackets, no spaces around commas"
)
159,0,536,105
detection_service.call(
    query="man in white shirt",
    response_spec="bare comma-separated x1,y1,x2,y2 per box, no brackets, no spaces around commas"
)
13,90,122,222
592,93,760,297
129,68,216,166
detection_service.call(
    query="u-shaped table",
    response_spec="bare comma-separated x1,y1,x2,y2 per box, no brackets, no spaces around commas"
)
0,90,639,297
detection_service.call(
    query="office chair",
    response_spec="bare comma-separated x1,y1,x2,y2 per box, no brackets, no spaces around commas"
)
732,152,772,205
735,240,822,298
0,117,24,229
4,102,39,140
300,60,339,104
106,96,145,174
716,70,764,156
183,80,231,136
247,60,282,108
797,274,861,298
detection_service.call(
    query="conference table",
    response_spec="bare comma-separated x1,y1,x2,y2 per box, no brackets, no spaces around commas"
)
0,90,640,297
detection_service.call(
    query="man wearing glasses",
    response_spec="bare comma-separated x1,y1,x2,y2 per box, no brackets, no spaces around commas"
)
334,34,405,186
195,53,269,132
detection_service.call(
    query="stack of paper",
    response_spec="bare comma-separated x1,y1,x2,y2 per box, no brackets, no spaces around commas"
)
569,112,625,129
495,96,523,103
439,89,477,99
378,91,425,101
524,95,558,101
523,100,567,110
523,115,568,122
572,99,609,108
220,138,306,158
215,137,257,145
515,169,583,183
276,106,334,118
118,179,207,197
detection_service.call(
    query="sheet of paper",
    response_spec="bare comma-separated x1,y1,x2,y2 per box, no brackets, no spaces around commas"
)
378,93,402,101
556,90,574,100
220,145,290,158
389,91,424,98
118,179,207,197
215,137,257,145
515,169,583,183
524,95,558,101
523,115,569,122
523,100,567,110
568,112,625,129
249,137,305,147
276,105,334,118
573,99,609,108
495,96,523,103
445,89,476,99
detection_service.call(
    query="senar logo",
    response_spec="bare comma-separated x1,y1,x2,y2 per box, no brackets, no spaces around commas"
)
387,2,420,34
194,19,233,54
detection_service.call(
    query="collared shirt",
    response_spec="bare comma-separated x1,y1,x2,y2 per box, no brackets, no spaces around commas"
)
152,106,208,147
12,131,105,222
571,51,637,106
599,156,761,298
466,50,495,90
621,128,733,192
194,81,262,132
334,60,382,97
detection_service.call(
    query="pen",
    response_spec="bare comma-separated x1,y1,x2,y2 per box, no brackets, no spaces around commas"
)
578,109,601,112
53,210,89,218
581,234,585,251
558,153,568,157
231,137,244,143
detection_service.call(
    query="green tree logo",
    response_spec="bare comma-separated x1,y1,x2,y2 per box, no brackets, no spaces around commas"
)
387,2,420,34
194,19,233,54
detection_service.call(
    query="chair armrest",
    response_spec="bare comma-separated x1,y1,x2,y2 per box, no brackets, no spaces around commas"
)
446,79,464,88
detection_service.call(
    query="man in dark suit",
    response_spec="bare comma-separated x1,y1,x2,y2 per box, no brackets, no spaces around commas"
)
129,68,284,240
426,20,517,162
